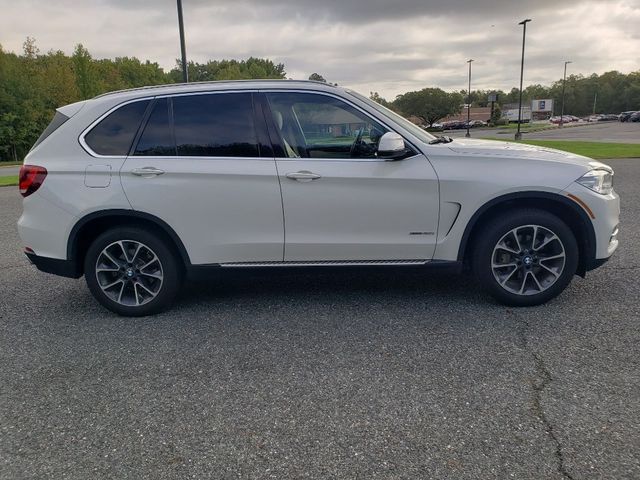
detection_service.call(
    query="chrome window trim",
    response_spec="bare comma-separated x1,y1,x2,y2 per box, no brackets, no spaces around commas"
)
78,88,420,161
78,96,155,159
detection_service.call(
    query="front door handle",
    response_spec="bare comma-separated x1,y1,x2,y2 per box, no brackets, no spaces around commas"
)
286,170,321,182
131,167,165,177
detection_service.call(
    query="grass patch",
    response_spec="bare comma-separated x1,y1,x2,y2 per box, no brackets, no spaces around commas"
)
0,161,23,167
0,175,18,187
480,139,640,159
495,124,557,135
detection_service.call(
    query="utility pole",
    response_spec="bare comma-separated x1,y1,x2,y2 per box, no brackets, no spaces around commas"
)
560,61,572,127
515,18,531,141
177,0,188,83
465,59,474,138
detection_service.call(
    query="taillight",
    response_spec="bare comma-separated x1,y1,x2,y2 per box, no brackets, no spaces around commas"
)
19,165,47,198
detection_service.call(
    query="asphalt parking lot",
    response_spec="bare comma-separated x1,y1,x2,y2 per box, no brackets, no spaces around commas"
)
1,160,639,479
448,121,640,143
0,166,19,177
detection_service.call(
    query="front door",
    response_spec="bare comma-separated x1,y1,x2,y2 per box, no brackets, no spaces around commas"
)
263,91,439,262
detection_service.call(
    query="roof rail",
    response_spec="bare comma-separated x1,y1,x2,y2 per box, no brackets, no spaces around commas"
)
93,79,336,99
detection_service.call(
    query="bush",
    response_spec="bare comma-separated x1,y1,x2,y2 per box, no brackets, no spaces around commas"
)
492,118,509,126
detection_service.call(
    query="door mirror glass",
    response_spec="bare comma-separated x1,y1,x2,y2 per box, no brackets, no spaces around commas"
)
377,132,407,160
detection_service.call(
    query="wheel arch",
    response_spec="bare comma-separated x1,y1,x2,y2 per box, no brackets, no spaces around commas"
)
458,191,596,277
67,210,191,276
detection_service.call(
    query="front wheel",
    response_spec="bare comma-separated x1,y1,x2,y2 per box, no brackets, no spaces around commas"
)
84,227,182,316
472,209,579,306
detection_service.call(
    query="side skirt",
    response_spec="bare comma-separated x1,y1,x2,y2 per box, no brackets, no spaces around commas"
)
186,260,463,281
221,259,429,268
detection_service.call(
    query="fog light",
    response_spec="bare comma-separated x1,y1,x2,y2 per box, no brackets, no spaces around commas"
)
609,226,619,245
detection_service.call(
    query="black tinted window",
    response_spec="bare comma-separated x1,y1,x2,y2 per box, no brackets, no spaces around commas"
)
134,99,175,156
84,100,149,155
172,93,258,157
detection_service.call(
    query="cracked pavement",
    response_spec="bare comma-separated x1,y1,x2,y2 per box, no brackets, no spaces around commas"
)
1,159,639,479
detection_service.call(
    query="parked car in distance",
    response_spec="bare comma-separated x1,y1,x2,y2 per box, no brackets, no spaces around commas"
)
427,122,444,131
549,116,573,124
442,120,467,130
619,111,637,122
467,120,487,128
588,114,617,122
18,80,620,316
629,112,640,122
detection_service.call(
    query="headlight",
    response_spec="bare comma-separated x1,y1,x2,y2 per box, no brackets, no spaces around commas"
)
576,169,614,195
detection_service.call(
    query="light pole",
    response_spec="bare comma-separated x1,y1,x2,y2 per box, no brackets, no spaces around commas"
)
560,61,572,127
177,0,188,83
465,59,474,138
515,18,531,140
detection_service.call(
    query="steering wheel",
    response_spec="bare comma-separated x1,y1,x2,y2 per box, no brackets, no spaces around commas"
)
349,128,365,157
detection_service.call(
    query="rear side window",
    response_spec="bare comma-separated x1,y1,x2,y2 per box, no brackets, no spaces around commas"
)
134,99,175,156
84,100,150,155
172,93,259,157
31,111,70,151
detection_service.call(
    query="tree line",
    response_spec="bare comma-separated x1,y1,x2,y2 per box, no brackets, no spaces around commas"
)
373,69,640,127
0,39,286,161
1,38,638,161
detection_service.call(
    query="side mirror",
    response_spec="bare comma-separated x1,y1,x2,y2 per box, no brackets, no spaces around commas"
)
377,132,409,160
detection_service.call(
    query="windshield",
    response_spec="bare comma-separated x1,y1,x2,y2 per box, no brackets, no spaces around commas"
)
346,90,437,143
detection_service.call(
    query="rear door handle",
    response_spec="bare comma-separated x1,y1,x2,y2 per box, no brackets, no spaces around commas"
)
286,170,321,182
131,167,165,177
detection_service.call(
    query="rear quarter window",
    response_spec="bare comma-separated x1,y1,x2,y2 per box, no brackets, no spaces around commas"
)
84,100,150,156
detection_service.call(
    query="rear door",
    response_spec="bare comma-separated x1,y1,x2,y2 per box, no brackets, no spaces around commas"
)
262,91,439,262
121,92,284,265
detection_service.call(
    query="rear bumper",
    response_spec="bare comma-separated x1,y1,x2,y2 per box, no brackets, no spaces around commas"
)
25,252,81,279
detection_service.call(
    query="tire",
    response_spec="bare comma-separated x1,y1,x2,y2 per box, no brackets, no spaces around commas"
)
84,227,182,316
472,209,579,306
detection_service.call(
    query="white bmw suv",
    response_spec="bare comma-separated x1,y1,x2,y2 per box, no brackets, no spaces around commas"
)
18,80,620,316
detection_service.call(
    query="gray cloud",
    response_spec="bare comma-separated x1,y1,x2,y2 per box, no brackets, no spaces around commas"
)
0,0,637,98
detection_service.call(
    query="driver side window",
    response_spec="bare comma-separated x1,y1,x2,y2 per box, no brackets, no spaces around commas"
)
266,92,388,159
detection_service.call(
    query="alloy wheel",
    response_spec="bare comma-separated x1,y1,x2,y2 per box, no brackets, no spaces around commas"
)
95,240,164,307
491,225,566,296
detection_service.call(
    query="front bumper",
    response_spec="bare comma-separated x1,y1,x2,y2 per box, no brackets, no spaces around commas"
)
562,182,620,268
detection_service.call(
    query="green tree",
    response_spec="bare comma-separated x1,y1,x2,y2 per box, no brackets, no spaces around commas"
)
168,57,286,83
393,88,463,126
72,44,97,99
308,73,326,82
489,103,502,125
369,91,392,108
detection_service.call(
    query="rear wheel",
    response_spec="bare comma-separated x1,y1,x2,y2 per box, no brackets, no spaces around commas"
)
472,209,579,306
84,227,182,316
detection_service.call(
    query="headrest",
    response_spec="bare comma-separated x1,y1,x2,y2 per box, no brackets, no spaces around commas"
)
273,110,284,130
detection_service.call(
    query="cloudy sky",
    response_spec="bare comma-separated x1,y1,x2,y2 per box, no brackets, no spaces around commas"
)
1,0,638,98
